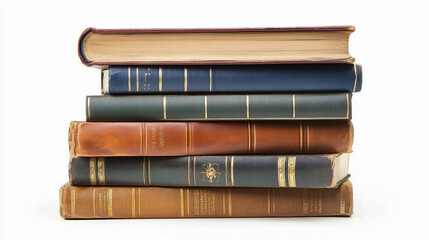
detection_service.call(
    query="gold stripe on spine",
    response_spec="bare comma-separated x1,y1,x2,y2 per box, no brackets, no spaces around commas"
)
97,158,105,185
303,189,308,215
189,123,192,154
306,122,310,152
340,184,346,214
225,156,228,186
87,97,91,120
107,189,113,217
272,190,276,214
246,95,250,118
193,157,196,186
185,123,188,155
163,96,167,120
247,122,251,153
136,67,139,92
148,158,151,185
187,156,191,186
131,188,136,217
209,68,212,92
128,67,131,92
292,94,296,118
159,67,162,92
346,93,349,119
231,156,235,186
180,188,185,217
299,121,303,153
267,189,271,215
353,64,357,92
71,188,76,217
139,124,143,156
89,157,96,185
92,189,96,216
144,123,148,155
228,189,232,216
222,189,226,215
253,123,257,153
277,157,286,187
318,189,322,214
287,156,297,187
204,96,208,119
186,189,190,216
184,67,188,92
143,157,146,185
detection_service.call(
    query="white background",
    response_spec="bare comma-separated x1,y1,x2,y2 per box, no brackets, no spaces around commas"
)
1,0,428,239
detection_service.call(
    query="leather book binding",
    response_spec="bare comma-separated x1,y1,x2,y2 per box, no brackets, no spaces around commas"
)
86,93,352,122
69,120,353,158
103,64,363,94
59,180,353,219
70,154,350,188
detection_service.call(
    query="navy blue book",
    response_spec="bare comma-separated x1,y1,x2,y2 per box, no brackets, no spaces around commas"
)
102,64,362,94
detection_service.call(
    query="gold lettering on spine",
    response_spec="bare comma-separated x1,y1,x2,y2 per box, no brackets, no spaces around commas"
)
299,121,303,153
180,188,185,217
148,158,151,185
209,68,212,92
87,97,91,120
128,67,131,92
184,67,188,92
71,188,76,217
225,156,228,186
89,157,96,185
340,184,346,214
204,96,208,119
92,189,96,216
159,67,162,92
228,189,232,216
277,157,286,187
163,96,167,120
231,156,235,186
353,64,357,92
136,68,139,92
107,189,113,217
97,158,105,185
246,95,250,118
346,93,349,119
292,94,296,118
131,188,136,217
288,156,297,187
267,189,271,215
303,189,308,215
187,156,191,186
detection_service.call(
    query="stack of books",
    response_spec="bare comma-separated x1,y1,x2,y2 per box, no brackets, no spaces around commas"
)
60,26,362,219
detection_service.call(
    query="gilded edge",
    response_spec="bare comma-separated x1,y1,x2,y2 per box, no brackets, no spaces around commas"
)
131,188,136,217
71,188,76,217
231,156,235,186
287,156,296,187
159,67,163,92
107,189,113,217
340,184,346,214
89,157,96,185
180,188,185,217
277,156,286,187
97,158,105,185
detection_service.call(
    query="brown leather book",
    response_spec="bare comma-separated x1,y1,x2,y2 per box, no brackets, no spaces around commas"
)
69,120,353,158
59,180,353,219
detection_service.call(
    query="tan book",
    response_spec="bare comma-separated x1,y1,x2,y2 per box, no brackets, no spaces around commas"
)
59,180,353,219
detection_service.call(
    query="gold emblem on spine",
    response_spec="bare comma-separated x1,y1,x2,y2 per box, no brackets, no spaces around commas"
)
201,163,221,183
89,157,96,185
159,67,162,92
277,157,286,187
288,156,296,187
184,67,188,92
107,189,113,217
71,188,76,217
97,158,105,185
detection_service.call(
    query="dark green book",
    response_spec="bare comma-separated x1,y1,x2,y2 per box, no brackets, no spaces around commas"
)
86,93,351,121
69,154,350,188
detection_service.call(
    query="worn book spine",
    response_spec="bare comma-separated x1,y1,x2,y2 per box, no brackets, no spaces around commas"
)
70,154,349,188
103,64,362,94
86,93,351,122
69,120,353,158
59,180,353,219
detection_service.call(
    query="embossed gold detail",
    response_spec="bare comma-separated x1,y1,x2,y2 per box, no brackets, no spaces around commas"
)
108,189,113,217
303,189,308,214
131,188,136,217
353,64,357,92
163,96,167,120
225,156,228,186
246,95,250,118
136,67,139,92
209,68,212,92
292,94,296,118
299,121,303,153
267,189,271,215
180,188,185,217
92,189,96,216
204,96,208,119
89,157,96,185
87,97,91,120
340,184,346,214
71,188,76,217
184,67,188,92
187,156,191,185
231,156,235,186
288,156,296,187
201,163,221,183
97,158,105,185
228,189,232,216
159,67,162,92
346,93,349,119
277,157,286,187
148,158,151,185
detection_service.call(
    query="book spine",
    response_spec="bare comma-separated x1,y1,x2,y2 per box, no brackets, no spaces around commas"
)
59,180,353,219
69,121,353,158
70,154,348,188
86,93,351,122
105,64,362,94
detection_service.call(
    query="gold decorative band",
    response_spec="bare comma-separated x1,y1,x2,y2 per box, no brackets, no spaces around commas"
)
180,188,185,217
353,64,357,92
97,158,105,185
287,156,296,187
131,188,136,217
136,67,139,92
228,189,232,216
184,67,188,92
209,68,212,92
299,121,303,153
71,188,76,217
148,158,151,185
89,157,96,185
267,189,271,215
292,94,296,118
128,67,131,92
186,189,190,216
204,96,208,119
246,95,250,118
159,67,162,92
346,93,349,119
107,189,113,217
231,156,235,186
193,157,196,186
87,97,91,120
277,157,286,187
225,156,228,186
143,157,146,185
163,96,167,120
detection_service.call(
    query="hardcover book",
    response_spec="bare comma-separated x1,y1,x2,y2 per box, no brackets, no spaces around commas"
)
69,120,353,158
69,154,350,188
103,64,363,94
59,180,353,219
86,93,352,121
78,26,355,66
